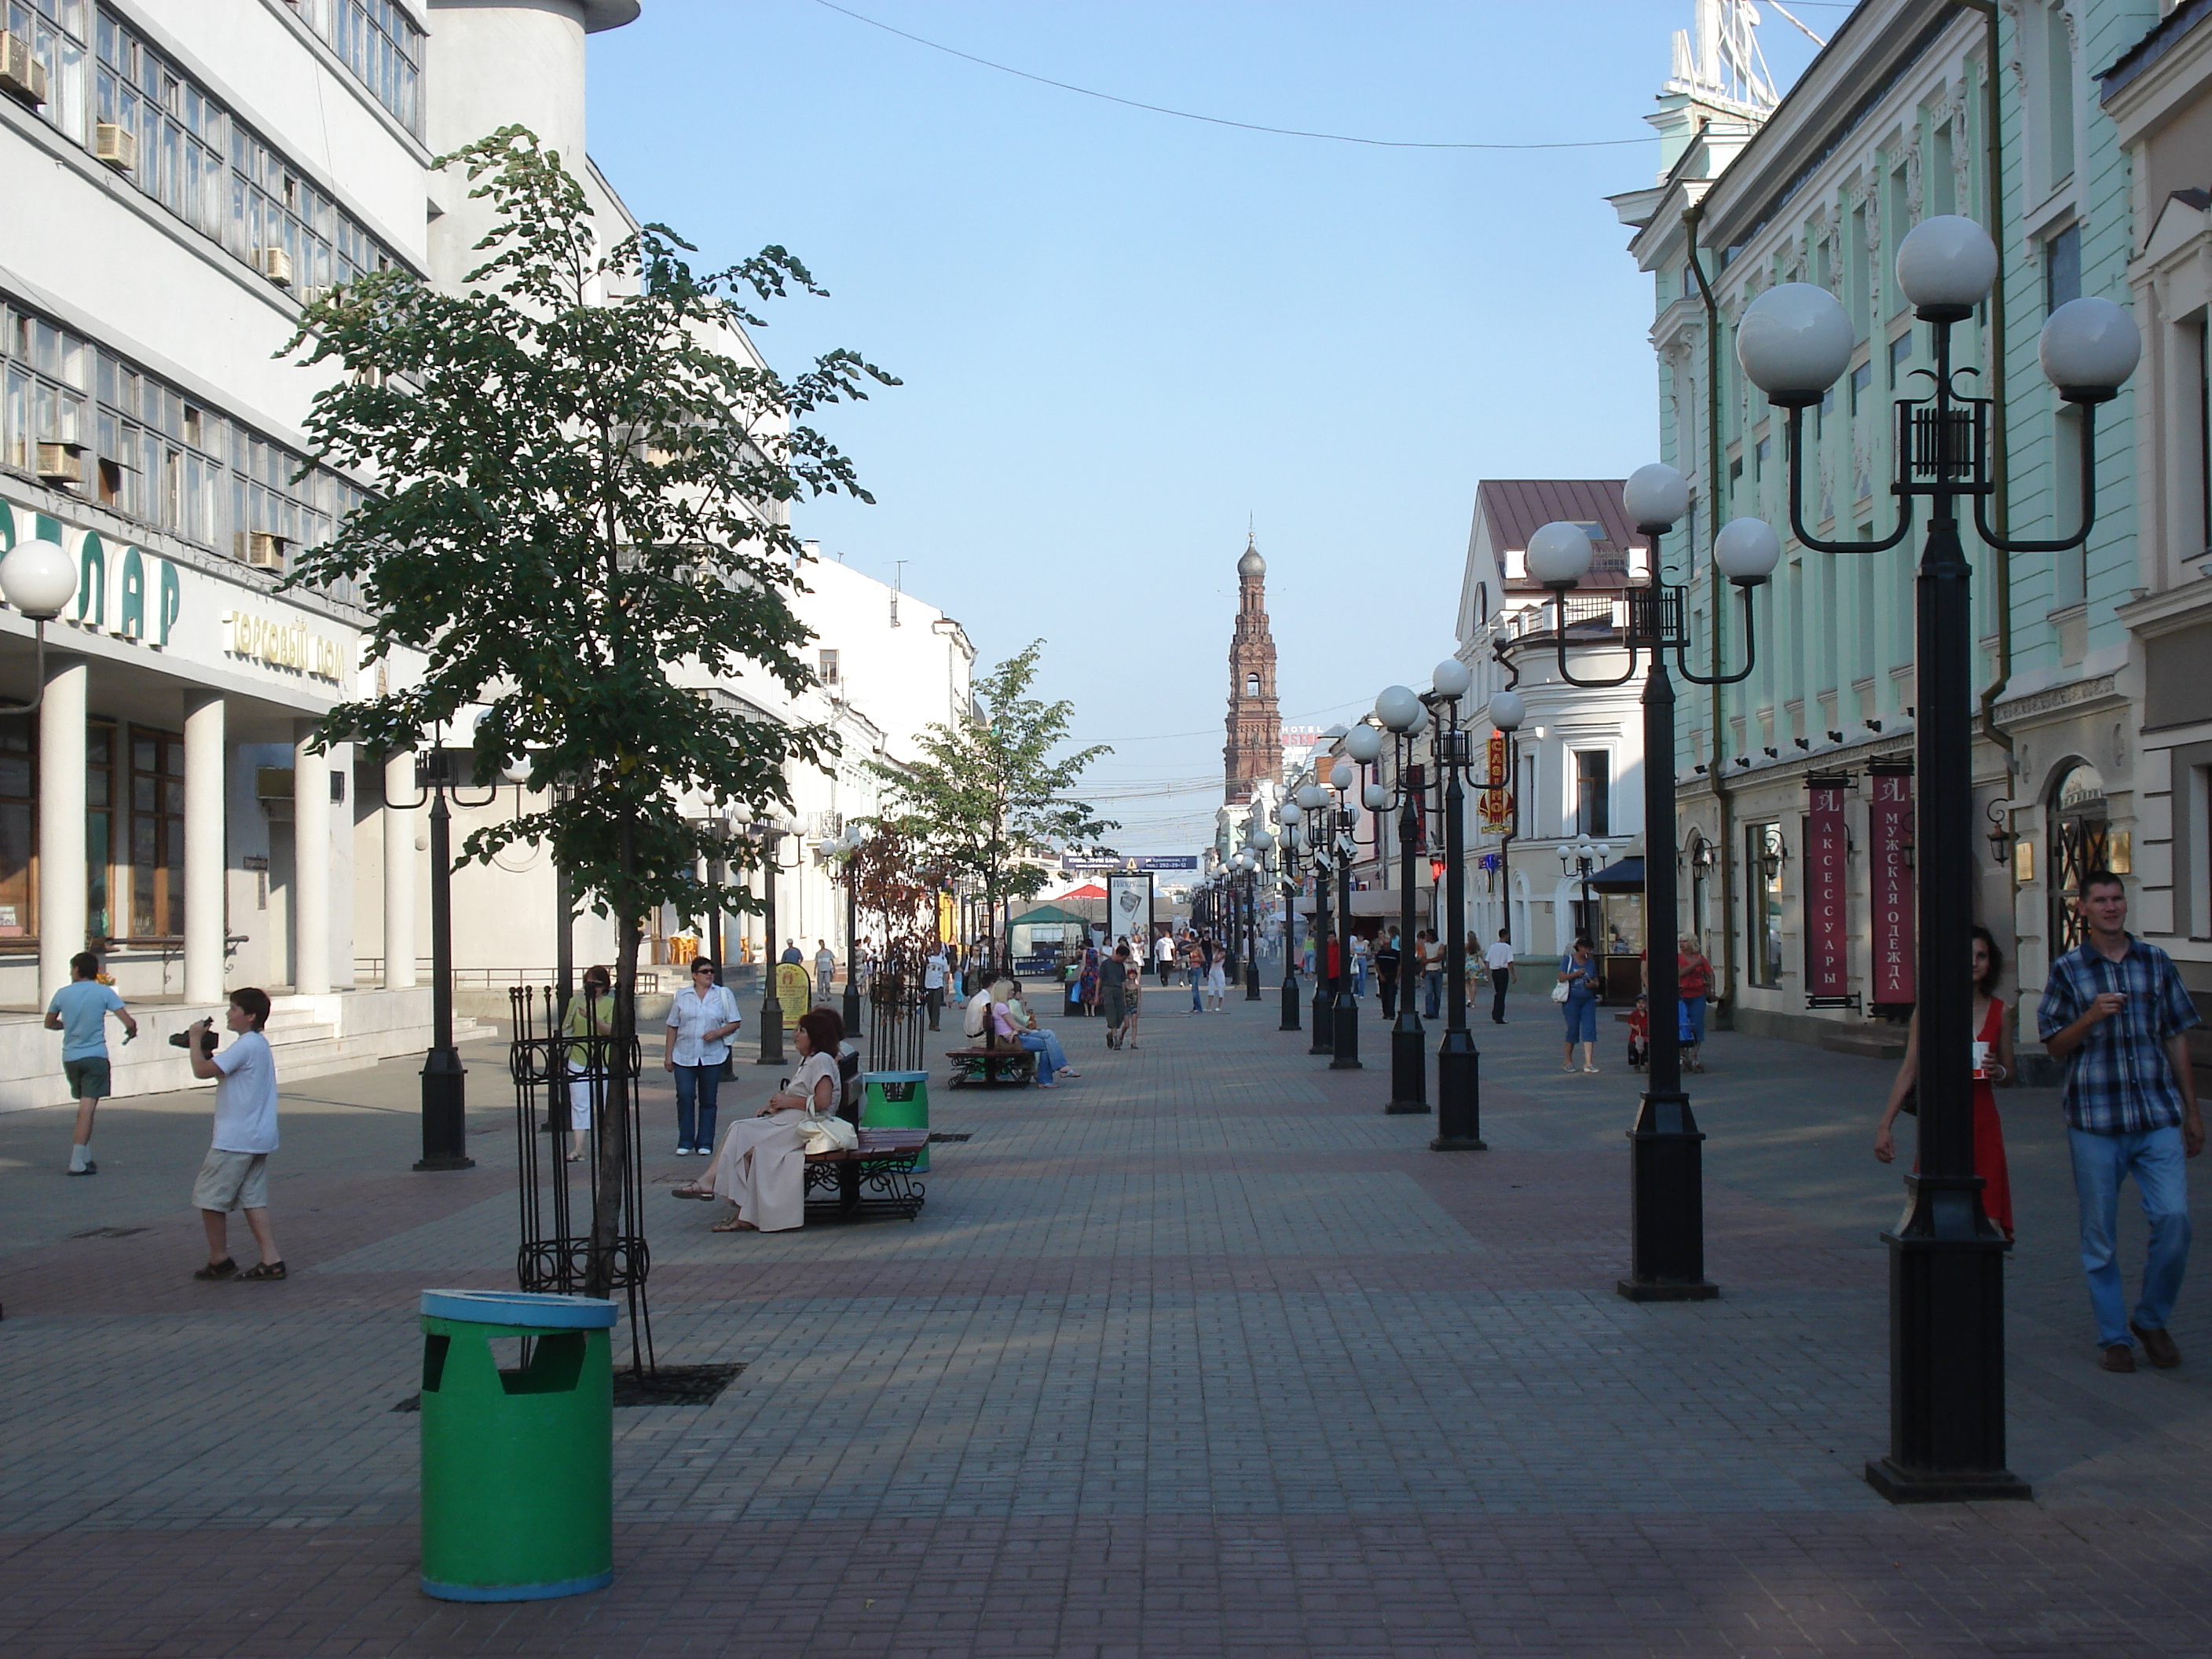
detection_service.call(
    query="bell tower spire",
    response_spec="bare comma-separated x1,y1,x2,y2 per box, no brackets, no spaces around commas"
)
1225,533,1281,806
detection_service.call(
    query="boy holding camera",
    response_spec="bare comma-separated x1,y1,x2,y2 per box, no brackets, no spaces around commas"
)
185,988,284,1282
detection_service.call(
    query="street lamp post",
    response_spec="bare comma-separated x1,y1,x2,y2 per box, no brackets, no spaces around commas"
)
1327,758,1362,1071
1361,701,1429,1113
1276,798,1303,1032
1738,216,2137,1502
1529,501,1774,1298
749,814,800,1066
1423,660,1495,1151
833,826,864,1035
405,745,497,1172
1300,784,1335,1055
1556,840,1610,954
1243,833,1269,1002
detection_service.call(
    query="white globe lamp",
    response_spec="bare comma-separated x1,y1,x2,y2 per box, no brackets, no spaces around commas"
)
1736,283,1854,406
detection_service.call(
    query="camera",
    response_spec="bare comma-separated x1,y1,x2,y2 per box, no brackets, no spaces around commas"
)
168,1025,218,1057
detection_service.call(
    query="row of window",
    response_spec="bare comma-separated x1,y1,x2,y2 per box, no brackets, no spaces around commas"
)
0,716,185,944
2,294,365,587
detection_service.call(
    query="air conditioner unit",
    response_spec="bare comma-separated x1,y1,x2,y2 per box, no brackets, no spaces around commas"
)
36,442,82,486
297,284,329,308
93,122,135,172
255,245,294,287
0,33,47,108
239,531,287,569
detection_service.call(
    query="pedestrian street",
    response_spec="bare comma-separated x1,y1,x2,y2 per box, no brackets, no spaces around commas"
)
3,987,2212,1656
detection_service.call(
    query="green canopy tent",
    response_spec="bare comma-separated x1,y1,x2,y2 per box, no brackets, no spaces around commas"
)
1007,903,1094,968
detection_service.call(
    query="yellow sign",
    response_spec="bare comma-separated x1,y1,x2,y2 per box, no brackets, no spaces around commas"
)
222,610,346,683
775,961,811,1024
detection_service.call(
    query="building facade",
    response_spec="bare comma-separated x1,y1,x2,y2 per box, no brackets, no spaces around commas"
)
1611,0,2159,1048
1222,534,1281,807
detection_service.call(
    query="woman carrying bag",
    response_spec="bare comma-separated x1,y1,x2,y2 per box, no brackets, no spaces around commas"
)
1557,937,1603,1074
672,1008,845,1232
560,965,616,1163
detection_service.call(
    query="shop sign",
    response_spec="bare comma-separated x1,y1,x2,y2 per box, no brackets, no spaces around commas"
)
1478,731,1511,830
1,502,177,646
1869,764,1915,1010
1804,778,1849,1001
222,610,346,683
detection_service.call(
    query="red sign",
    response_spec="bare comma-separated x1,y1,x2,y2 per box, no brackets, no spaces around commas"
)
1804,782,1848,998
1869,766,1916,1009
1478,731,1511,830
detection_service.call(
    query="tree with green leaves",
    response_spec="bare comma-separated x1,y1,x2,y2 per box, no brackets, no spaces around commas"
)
284,127,894,1291
872,642,1112,969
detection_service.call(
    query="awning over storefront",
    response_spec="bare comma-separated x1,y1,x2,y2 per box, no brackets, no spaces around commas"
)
1588,857,1644,893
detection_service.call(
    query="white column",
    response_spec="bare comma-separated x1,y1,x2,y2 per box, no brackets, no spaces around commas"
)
37,654,86,997
183,692,225,1003
293,723,330,995
383,751,416,988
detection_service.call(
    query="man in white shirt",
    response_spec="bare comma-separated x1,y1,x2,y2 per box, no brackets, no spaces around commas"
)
664,959,742,1155
923,947,949,1031
1484,929,1517,1025
187,987,283,1281
1154,931,1175,987
814,941,837,1002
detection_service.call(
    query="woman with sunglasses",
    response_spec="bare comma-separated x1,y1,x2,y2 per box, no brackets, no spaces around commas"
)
664,958,742,1156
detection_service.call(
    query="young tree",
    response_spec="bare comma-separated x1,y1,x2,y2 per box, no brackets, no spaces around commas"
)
873,642,1113,969
285,128,894,1291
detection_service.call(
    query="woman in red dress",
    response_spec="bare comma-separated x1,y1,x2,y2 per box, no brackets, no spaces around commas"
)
1872,925,2016,1240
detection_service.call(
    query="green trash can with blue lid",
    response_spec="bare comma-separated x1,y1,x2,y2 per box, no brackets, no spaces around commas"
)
861,1070,931,1169
417,1288,617,1601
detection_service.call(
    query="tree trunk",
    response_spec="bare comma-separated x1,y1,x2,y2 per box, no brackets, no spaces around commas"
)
588,816,639,1301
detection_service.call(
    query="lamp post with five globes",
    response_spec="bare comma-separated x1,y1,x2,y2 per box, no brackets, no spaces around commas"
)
1735,214,2139,1502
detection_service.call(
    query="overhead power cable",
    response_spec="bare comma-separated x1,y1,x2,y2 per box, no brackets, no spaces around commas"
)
810,0,1656,150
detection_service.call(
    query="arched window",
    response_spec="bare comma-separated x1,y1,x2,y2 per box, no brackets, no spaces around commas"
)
1244,673,1260,698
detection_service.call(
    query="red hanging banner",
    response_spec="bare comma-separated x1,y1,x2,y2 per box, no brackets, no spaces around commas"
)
1868,763,1916,1011
1804,778,1850,1001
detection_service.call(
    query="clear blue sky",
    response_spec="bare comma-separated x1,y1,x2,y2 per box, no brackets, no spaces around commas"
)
588,1,1827,852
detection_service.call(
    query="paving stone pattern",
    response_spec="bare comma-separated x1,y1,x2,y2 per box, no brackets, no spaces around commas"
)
4,991,2212,1654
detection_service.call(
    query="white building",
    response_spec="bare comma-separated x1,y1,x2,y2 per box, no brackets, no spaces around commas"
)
0,0,964,1107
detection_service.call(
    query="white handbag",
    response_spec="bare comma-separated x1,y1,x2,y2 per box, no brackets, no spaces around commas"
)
796,1104,859,1155
1551,980,1572,1004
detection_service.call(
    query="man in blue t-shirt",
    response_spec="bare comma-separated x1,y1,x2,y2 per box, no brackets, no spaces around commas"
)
44,951,137,1177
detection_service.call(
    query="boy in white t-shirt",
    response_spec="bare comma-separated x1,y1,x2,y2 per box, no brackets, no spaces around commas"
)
186,987,284,1282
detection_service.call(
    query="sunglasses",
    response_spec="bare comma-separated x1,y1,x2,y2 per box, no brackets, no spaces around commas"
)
691,965,716,975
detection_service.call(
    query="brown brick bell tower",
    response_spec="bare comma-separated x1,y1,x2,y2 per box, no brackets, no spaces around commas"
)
1224,533,1282,806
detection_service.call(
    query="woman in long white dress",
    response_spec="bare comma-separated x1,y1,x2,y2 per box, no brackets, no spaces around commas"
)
672,1008,841,1232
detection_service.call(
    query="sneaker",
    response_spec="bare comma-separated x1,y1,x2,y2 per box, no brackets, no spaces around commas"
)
675,1145,692,1156
67,1160,97,1177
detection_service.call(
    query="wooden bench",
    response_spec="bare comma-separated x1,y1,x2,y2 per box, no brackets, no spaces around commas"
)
802,1127,929,1222
945,1046,1035,1089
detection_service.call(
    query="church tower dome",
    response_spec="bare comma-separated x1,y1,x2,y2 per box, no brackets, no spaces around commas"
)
1224,533,1282,806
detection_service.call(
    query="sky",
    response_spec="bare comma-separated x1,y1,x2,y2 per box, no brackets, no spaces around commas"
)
586,1,1831,853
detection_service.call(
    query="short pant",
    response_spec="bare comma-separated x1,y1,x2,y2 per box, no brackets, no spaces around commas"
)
63,1057,112,1100
192,1148,270,1212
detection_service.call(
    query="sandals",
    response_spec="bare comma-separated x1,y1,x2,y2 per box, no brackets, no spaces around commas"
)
710,1215,757,1232
238,1262,287,1280
670,1184,716,1201
193,1258,238,1280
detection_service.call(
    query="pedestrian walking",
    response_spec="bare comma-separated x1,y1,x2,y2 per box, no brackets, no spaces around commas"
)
924,946,949,1031
1350,932,1370,999
561,965,616,1161
1121,959,1144,1049
1101,944,1130,1048
46,950,137,1176
1077,943,1101,1019
1420,930,1445,1020
2038,870,2203,1373
665,958,742,1155
1558,937,1602,1073
780,939,804,965
1676,936,1715,1071
1873,925,2015,1241
187,988,284,1281
1155,929,1174,986
1485,929,1515,1024
1206,936,1229,1011
1375,928,1401,1021
813,940,836,1002
1188,935,1207,1012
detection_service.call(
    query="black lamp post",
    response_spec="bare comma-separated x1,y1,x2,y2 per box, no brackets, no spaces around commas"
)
830,825,864,1035
1242,834,1268,1001
1420,661,1500,1151
1738,216,2137,1502
1326,758,1362,1071
1556,840,1610,957
1355,705,1428,1113
1525,499,1774,1298
1276,797,1304,1032
1302,784,1336,1056
746,812,801,1066
395,746,499,1172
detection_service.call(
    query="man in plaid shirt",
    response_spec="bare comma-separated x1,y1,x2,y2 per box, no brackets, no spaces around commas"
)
2039,870,2203,1373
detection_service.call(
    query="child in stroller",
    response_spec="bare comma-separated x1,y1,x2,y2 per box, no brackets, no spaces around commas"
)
1627,994,1650,1074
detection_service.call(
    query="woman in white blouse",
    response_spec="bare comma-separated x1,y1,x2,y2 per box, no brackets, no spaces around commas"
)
672,1008,842,1232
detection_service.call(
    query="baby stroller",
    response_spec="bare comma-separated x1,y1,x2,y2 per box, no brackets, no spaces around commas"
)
1627,997,1650,1074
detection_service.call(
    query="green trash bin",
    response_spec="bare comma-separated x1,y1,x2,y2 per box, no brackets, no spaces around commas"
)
417,1288,618,1602
861,1070,931,1170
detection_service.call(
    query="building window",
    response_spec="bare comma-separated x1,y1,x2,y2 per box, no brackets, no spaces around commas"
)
127,729,183,939
2,0,88,138
0,715,31,942
1888,331,1913,385
2195,316,2211,557
2028,0,2076,194
818,648,839,687
1746,821,1785,987
87,721,112,942
94,15,398,296
1573,750,1610,837
2045,223,2082,315
315,0,423,137
1244,672,1260,698
1,304,88,472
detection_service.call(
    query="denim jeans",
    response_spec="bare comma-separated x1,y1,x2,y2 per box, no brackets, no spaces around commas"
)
1423,969,1443,1020
2069,1124,2192,1348
1017,1030,1060,1084
1353,961,1367,998
672,1063,723,1152
1192,973,1205,1012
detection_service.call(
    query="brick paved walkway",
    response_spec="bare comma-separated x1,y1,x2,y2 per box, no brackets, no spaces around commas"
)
5,987,2212,1655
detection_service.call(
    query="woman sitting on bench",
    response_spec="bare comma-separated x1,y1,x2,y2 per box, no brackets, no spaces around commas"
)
672,1008,843,1232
